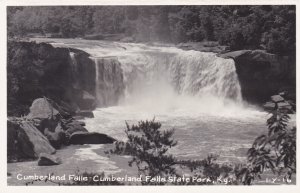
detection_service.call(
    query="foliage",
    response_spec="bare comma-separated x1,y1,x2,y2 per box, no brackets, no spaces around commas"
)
108,119,178,185
7,5,295,55
240,102,296,185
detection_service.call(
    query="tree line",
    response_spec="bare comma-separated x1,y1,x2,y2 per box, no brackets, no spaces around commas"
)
7,5,295,55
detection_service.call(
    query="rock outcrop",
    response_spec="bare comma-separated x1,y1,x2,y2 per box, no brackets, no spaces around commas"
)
69,132,116,145
7,41,97,117
37,153,62,166
27,98,60,120
44,124,67,149
263,93,295,113
8,96,117,163
7,119,56,162
63,120,88,136
75,111,94,118
219,50,296,104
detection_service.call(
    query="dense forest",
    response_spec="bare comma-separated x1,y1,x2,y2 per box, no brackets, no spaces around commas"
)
7,5,295,55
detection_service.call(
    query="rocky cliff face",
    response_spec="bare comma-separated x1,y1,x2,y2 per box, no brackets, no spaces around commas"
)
7,41,121,162
7,41,97,116
219,50,296,104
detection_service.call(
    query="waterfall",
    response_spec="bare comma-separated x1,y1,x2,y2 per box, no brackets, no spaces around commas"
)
168,51,242,101
116,49,242,110
93,57,125,107
87,43,243,111
69,52,80,89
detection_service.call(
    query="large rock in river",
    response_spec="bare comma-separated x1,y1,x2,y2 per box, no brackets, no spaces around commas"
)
69,132,116,145
38,153,62,166
27,98,60,119
64,121,88,136
44,123,67,149
77,90,97,110
7,119,56,162
218,50,295,104
76,110,94,118
27,98,62,136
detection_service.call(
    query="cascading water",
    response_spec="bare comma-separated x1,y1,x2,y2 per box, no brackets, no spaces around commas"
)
115,49,243,114
169,51,242,101
69,52,80,89
93,57,124,107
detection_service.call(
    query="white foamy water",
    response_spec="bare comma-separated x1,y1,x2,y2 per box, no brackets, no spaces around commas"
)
74,145,122,174
32,38,269,163
84,105,267,162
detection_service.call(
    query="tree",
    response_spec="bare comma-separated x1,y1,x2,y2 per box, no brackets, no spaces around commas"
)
240,99,296,185
7,5,296,56
108,119,178,185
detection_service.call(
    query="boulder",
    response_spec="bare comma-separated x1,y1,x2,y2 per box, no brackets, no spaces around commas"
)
271,95,285,103
73,115,85,120
82,90,96,101
76,111,94,118
263,102,275,110
27,98,62,134
263,94,294,113
65,121,88,136
35,118,60,134
58,100,78,115
77,90,97,110
7,120,56,161
75,121,86,126
38,153,62,166
44,124,67,149
27,98,60,120
277,101,292,110
69,132,116,145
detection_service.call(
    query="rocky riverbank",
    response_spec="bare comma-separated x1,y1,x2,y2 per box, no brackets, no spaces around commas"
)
7,40,119,165
8,97,116,165
7,40,97,117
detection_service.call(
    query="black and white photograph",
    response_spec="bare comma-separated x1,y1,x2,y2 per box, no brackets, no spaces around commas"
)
2,0,298,190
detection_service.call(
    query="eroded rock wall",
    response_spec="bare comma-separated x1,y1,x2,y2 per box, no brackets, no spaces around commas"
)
219,50,296,104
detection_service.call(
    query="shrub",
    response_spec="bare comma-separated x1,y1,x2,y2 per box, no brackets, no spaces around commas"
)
108,119,178,185
241,100,296,184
